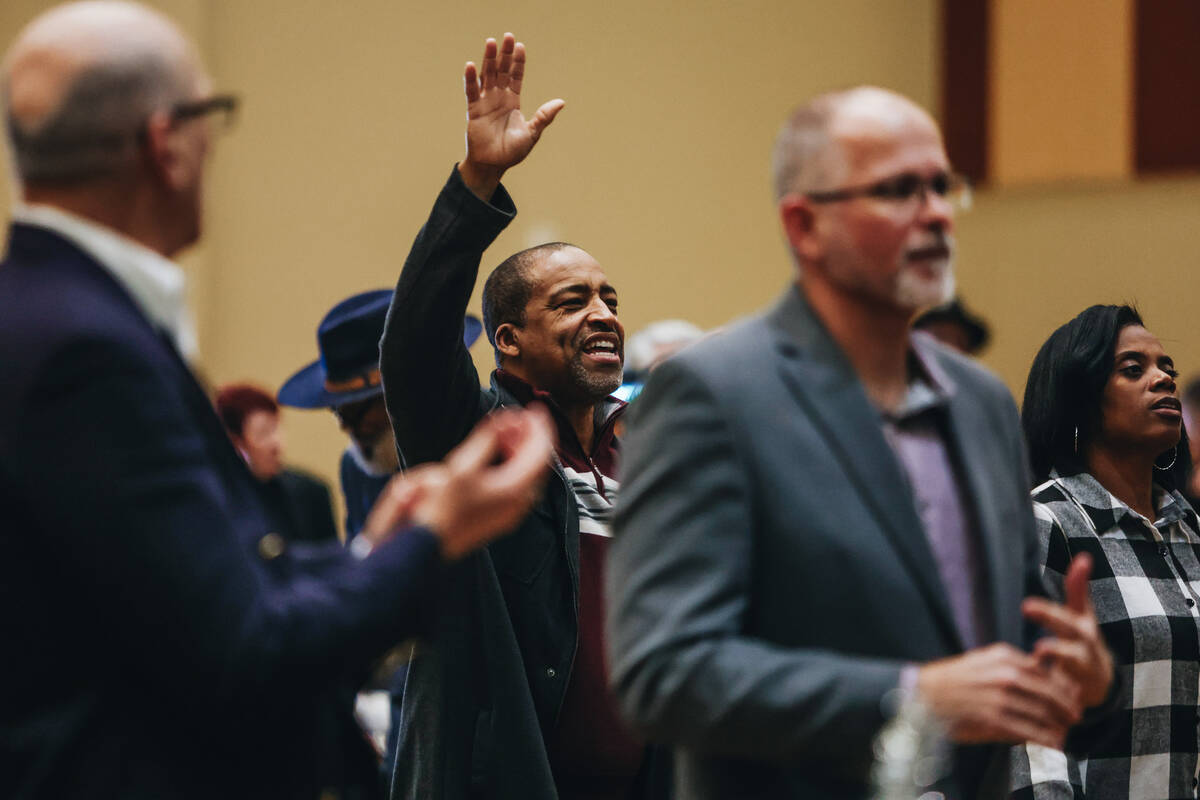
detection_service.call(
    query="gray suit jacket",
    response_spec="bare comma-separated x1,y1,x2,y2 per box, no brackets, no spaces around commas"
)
606,286,1043,799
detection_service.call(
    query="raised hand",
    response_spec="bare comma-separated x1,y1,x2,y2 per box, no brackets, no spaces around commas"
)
458,32,565,201
1022,552,1115,708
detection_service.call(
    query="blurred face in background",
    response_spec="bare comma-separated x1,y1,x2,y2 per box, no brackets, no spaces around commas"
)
335,395,399,476
236,409,284,481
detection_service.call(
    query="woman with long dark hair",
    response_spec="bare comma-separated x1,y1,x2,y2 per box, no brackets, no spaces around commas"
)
1012,304,1198,799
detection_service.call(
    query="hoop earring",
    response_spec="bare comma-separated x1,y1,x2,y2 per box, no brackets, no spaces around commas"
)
1074,426,1079,454
1155,445,1178,472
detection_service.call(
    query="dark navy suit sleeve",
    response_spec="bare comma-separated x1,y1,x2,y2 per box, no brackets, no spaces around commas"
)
380,167,515,467
14,333,443,705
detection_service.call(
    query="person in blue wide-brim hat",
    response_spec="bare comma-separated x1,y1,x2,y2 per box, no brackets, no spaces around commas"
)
278,289,484,788
279,288,483,537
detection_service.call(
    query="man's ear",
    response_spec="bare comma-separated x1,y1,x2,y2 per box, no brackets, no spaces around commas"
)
779,193,822,264
494,322,520,361
141,110,189,190
229,433,249,461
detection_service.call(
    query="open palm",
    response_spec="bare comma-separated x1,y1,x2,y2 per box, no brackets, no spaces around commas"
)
463,33,564,175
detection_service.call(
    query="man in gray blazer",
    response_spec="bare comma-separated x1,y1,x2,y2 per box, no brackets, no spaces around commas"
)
606,87,1114,799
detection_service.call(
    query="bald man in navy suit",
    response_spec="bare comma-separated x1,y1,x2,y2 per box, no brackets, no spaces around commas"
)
0,4,552,798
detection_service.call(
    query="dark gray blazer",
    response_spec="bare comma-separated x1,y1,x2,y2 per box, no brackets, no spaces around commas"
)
606,286,1043,799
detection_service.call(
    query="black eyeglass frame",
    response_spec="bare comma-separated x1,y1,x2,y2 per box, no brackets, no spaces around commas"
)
168,94,239,126
804,171,970,206
137,94,239,143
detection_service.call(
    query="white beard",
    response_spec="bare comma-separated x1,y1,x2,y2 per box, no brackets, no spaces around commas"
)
895,258,955,311
347,430,400,477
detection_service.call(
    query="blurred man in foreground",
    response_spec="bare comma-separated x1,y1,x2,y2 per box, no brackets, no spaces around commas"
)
606,87,1115,799
0,3,552,797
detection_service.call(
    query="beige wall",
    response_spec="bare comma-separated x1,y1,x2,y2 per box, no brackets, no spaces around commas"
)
3,1,1198,527
990,0,1133,185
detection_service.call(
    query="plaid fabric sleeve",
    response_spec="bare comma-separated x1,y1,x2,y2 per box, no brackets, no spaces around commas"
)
1033,497,1072,604
1010,743,1084,799
1009,492,1085,799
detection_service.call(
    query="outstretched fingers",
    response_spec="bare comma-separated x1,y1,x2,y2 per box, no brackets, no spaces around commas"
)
1022,597,1092,642
464,62,480,104
1063,552,1095,615
508,41,527,95
495,33,515,90
529,98,566,140
480,37,499,90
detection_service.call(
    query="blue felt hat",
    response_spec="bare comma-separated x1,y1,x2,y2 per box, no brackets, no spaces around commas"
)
278,289,483,409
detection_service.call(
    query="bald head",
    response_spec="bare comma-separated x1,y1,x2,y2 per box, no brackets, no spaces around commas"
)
3,1,204,184
770,86,941,200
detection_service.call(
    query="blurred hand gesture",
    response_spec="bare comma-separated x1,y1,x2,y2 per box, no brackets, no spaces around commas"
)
458,32,565,200
363,405,555,559
1022,552,1115,709
916,642,1082,749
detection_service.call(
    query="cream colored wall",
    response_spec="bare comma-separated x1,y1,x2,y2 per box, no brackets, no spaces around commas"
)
990,0,1133,185
3,1,1198,527
0,0,938,524
961,177,1200,401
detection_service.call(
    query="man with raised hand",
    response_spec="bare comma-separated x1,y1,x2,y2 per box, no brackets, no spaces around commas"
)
605,87,1116,799
0,4,552,797
381,33,666,800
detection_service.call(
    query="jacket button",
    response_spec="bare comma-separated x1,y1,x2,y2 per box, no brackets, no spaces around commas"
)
258,533,286,560
1159,545,1170,557
545,667,557,678
1188,598,1196,608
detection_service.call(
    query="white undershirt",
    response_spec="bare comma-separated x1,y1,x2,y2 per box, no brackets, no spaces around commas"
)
11,203,198,360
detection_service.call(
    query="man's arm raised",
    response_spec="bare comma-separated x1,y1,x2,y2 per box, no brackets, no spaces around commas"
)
381,31,561,467
457,32,565,201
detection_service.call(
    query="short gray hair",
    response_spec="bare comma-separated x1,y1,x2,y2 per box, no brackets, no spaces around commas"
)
4,51,188,184
769,89,856,201
627,319,704,373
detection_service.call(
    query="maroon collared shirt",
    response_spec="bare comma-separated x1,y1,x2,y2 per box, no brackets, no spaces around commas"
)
494,372,644,799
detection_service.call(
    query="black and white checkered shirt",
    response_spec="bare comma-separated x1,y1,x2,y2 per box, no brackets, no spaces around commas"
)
1010,471,1200,800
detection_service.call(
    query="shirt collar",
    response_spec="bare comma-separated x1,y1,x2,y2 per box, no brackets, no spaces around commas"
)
1049,469,1195,532
493,369,625,455
885,332,957,422
11,203,198,360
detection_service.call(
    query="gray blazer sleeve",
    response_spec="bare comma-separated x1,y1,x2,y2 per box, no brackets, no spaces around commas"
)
606,356,904,776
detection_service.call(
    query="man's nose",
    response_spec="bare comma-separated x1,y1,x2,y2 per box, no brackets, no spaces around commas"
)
586,297,617,325
917,186,954,232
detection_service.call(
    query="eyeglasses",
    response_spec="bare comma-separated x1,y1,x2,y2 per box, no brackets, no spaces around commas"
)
167,94,239,135
805,171,972,213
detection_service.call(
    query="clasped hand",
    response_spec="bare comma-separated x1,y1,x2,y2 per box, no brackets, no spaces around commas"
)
361,405,555,560
917,554,1114,749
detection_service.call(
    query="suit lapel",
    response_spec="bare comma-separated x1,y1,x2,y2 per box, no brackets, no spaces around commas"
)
769,288,963,651
938,365,1011,644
